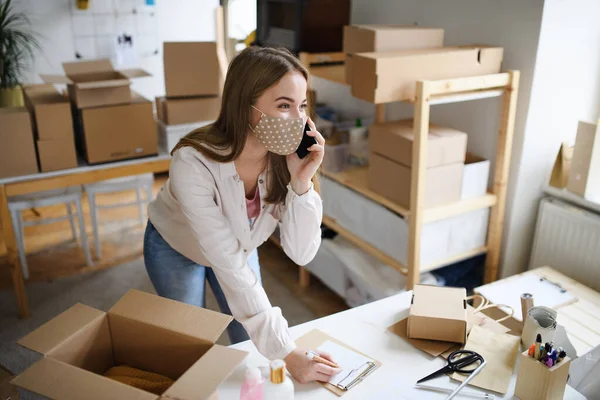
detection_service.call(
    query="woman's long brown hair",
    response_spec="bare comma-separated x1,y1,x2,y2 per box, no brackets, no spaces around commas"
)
172,46,317,204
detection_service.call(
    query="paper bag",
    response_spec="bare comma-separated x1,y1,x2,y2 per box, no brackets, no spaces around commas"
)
549,142,574,188
451,325,520,394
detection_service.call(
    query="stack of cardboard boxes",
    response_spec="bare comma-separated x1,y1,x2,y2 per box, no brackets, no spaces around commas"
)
156,42,222,153
343,25,504,103
41,59,157,164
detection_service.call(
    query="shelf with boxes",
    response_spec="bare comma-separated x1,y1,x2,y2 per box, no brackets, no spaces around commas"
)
297,24,519,290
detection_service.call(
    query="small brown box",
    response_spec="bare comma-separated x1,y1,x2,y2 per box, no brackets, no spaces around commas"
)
407,284,467,344
0,107,39,179
351,46,503,103
368,153,463,208
23,84,73,140
36,138,78,172
75,92,158,164
40,59,150,109
514,351,571,400
164,42,221,98
156,96,221,125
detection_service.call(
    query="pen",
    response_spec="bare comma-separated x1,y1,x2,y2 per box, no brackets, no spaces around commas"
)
447,360,487,400
305,350,339,368
557,349,566,363
415,384,495,399
534,334,542,359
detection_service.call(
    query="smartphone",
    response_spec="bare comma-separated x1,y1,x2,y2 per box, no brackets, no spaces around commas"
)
296,122,318,159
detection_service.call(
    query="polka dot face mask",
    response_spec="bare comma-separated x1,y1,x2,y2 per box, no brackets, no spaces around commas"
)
249,105,306,155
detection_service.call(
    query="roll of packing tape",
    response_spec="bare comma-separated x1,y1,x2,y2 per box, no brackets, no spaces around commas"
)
521,306,557,347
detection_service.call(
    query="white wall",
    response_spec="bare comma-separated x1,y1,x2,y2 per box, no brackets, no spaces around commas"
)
315,0,545,278
15,0,219,100
502,0,600,277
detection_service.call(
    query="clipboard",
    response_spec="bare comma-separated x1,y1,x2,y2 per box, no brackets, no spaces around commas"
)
295,329,382,396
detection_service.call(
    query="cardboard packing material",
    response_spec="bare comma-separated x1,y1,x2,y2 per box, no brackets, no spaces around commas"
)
407,284,467,344
369,119,467,168
23,84,78,172
0,107,39,179
369,153,463,208
12,289,248,400
155,95,221,125
351,46,504,103
461,153,490,199
74,92,158,164
343,25,444,84
549,142,573,189
567,121,600,203
40,59,150,108
164,42,221,98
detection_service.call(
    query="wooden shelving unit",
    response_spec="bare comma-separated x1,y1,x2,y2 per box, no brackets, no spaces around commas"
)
297,51,520,290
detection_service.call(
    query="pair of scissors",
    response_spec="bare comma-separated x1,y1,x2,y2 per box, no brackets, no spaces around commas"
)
417,350,485,384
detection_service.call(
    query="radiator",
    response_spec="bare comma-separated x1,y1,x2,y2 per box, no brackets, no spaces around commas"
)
530,197,600,291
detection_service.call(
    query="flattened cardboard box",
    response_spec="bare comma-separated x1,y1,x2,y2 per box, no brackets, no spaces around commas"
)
567,121,600,203
369,119,467,168
164,42,221,98
156,95,221,125
343,25,444,84
13,289,248,400
408,284,467,344
368,153,463,208
351,46,503,103
40,59,150,109
74,91,158,164
0,107,39,179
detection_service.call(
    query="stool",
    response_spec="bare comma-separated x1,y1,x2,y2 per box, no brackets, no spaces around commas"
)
84,173,154,259
8,186,93,279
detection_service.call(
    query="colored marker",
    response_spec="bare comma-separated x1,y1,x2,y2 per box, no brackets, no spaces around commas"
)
545,358,554,368
534,334,542,359
528,344,536,357
557,350,566,363
551,349,558,363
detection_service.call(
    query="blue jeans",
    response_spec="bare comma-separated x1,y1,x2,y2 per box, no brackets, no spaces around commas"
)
143,221,261,344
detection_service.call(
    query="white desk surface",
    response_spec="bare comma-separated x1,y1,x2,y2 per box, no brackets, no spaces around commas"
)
0,152,171,186
219,291,585,399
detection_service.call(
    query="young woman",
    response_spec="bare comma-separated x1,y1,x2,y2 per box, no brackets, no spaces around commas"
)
144,46,339,383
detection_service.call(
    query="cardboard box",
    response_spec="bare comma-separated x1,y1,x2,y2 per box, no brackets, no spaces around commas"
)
369,153,463,208
343,25,444,84
369,119,467,168
37,138,78,172
407,284,467,344
351,46,503,103
75,92,158,164
567,121,600,203
13,289,247,400
155,95,220,125
23,84,73,140
461,153,490,199
164,42,221,97
41,59,150,108
514,350,571,400
0,108,39,179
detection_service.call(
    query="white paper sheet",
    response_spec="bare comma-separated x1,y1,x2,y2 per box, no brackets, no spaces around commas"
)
477,274,577,321
317,340,374,388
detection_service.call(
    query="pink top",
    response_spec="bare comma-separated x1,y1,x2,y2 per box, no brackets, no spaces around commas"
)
246,186,261,219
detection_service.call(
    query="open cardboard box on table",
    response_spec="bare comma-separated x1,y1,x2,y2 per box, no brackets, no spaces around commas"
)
408,284,468,344
40,59,150,109
13,289,247,400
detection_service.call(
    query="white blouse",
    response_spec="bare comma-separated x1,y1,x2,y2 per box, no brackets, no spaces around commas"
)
148,146,323,360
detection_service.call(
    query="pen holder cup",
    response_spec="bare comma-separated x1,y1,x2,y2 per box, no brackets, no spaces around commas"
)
514,350,571,400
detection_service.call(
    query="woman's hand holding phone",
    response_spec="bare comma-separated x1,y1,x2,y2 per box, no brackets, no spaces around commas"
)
286,117,325,195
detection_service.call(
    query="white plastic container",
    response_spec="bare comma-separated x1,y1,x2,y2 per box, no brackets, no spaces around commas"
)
263,360,294,400
240,366,264,400
156,119,213,153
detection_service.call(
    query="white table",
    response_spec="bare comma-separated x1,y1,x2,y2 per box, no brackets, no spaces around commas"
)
219,291,585,399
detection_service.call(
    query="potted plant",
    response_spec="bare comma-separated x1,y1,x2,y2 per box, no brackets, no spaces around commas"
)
0,0,40,107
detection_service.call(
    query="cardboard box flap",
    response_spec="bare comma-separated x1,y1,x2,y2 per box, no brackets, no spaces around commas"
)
119,68,152,79
12,357,158,400
63,59,115,75
164,345,247,400
109,290,232,343
40,74,73,85
18,303,105,355
411,285,466,321
76,78,131,90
